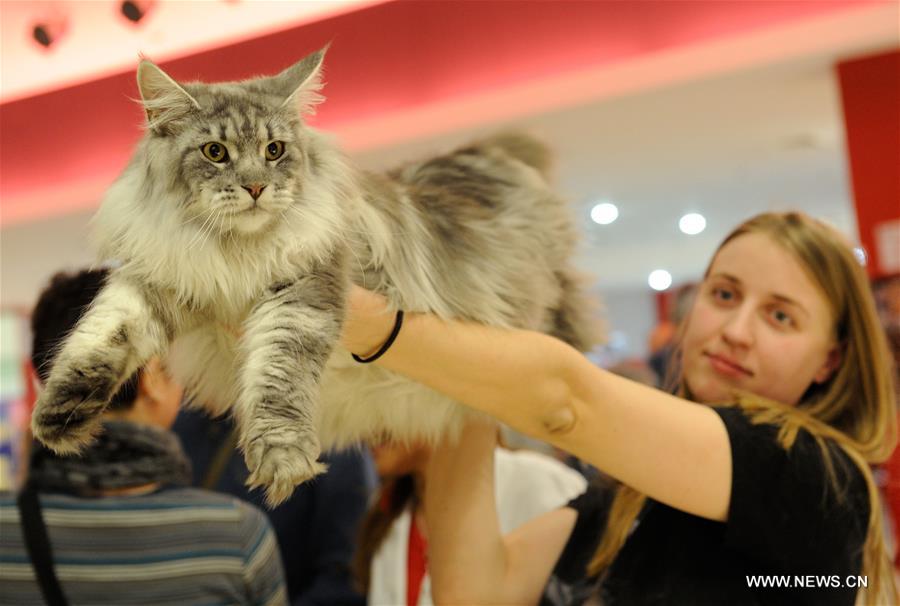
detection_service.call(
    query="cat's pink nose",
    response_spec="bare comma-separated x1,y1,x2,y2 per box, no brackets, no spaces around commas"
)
242,183,267,200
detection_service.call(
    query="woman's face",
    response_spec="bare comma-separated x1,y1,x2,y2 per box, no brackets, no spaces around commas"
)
681,232,841,406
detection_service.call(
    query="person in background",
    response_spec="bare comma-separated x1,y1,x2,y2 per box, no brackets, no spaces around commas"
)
340,211,898,605
353,436,587,605
173,409,375,606
647,283,697,386
0,269,286,606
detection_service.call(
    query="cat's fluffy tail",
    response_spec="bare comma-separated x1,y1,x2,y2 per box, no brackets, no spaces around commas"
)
481,133,602,351
482,132,554,181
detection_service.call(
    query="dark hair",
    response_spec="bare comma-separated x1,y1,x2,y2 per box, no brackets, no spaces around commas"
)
352,474,416,592
30,268,140,411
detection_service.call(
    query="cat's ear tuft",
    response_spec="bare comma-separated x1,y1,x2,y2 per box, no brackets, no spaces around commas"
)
137,60,201,133
272,46,328,116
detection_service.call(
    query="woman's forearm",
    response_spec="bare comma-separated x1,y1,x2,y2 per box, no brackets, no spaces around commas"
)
424,422,508,604
342,287,732,521
383,313,578,438
341,286,578,437
425,422,576,605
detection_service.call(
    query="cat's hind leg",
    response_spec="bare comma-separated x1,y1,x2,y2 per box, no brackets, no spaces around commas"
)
31,277,170,453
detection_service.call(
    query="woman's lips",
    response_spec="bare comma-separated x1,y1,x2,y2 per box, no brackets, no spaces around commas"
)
705,353,753,379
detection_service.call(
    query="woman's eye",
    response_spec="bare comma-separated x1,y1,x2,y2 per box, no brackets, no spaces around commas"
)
201,142,229,163
771,309,794,327
265,141,285,161
711,287,734,302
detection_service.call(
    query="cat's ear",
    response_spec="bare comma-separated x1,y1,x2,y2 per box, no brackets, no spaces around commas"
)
270,46,328,116
137,60,201,133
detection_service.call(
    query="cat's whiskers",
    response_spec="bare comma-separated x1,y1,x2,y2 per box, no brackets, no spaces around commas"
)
227,214,239,248
277,207,292,231
186,208,217,250
198,208,225,251
190,207,221,252
180,206,211,229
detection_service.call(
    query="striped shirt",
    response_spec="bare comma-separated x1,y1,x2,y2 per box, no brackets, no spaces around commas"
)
0,487,287,606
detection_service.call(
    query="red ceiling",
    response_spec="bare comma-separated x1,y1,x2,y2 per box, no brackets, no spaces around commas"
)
0,0,883,226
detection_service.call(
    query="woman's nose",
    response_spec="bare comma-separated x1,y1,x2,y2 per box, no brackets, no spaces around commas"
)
721,305,755,348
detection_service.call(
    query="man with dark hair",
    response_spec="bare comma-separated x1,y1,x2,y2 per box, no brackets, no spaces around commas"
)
0,269,287,606
29,269,141,410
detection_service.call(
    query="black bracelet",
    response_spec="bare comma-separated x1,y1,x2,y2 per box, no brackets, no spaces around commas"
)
352,310,404,364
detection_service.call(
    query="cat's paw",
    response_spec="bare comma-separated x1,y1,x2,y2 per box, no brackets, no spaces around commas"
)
242,427,327,507
31,379,109,454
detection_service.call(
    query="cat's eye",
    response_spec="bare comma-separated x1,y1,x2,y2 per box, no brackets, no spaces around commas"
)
201,142,229,163
265,141,285,161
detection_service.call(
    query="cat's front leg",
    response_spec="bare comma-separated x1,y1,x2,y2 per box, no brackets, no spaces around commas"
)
237,266,346,507
32,275,171,453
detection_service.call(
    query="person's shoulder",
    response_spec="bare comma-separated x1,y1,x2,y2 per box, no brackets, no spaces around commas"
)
715,404,869,520
155,486,271,517
494,447,588,526
714,404,779,440
715,405,865,481
496,447,587,500
151,487,277,548
496,447,586,484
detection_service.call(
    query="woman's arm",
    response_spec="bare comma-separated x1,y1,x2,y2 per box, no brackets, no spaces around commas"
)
342,286,732,521
424,420,577,605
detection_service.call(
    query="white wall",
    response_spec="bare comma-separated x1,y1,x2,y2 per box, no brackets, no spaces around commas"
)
593,287,658,364
1,210,96,310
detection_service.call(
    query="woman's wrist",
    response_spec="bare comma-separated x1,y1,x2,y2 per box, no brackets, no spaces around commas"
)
341,285,397,356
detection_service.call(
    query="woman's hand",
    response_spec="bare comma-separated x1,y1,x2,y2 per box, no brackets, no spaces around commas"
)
340,285,396,357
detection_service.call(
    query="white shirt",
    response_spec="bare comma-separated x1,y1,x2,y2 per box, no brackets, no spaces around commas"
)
368,447,588,606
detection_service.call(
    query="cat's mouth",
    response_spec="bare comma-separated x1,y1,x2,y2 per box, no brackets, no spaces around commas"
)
225,203,274,234
235,203,266,215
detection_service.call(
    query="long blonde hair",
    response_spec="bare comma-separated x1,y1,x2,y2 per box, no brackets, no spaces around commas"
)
589,212,898,603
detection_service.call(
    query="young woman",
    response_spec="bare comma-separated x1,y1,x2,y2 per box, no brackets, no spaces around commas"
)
341,212,898,604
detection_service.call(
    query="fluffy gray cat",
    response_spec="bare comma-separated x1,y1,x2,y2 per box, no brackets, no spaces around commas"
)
32,48,600,505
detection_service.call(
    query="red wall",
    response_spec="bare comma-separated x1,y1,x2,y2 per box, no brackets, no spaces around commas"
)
838,49,900,279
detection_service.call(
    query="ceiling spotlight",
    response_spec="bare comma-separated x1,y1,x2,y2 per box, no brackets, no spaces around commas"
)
678,213,707,235
590,202,618,225
31,15,68,50
648,269,672,292
121,0,156,24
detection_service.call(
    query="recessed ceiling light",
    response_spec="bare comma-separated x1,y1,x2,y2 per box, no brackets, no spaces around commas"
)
679,213,706,235
648,269,672,291
121,0,156,24
590,202,618,225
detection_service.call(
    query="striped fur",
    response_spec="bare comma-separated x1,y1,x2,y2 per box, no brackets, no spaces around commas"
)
31,48,602,506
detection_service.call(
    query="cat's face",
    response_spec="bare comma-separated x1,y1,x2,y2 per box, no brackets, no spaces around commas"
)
137,50,326,236
171,95,304,234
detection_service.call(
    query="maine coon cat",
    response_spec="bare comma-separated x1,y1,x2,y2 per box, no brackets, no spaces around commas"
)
32,48,600,505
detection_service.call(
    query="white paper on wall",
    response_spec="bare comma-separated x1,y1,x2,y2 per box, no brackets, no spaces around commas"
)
875,219,900,274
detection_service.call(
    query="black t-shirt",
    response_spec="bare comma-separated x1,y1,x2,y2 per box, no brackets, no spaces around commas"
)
549,406,870,606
